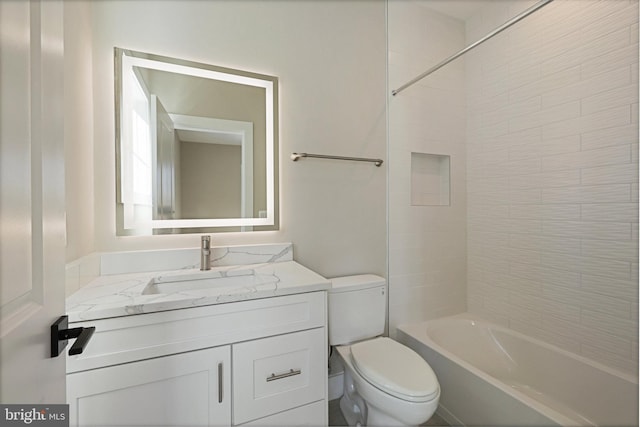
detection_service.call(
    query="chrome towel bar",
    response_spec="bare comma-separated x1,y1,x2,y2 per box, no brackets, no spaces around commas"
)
291,152,383,167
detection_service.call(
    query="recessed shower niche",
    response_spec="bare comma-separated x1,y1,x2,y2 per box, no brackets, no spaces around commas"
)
410,152,450,206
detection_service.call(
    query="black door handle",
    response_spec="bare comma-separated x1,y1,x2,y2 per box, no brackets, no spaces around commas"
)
51,315,95,357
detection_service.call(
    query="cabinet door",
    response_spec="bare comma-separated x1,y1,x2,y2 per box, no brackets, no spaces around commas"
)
67,346,231,427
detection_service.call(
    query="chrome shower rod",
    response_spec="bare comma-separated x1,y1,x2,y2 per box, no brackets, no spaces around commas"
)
290,152,383,167
391,0,554,96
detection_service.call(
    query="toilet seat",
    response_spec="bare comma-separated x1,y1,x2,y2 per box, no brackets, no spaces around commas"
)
350,337,439,403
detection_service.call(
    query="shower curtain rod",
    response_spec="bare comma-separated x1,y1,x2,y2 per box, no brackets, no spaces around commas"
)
391,0,554,96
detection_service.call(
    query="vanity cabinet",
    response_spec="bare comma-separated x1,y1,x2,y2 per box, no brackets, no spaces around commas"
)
66,292,327,427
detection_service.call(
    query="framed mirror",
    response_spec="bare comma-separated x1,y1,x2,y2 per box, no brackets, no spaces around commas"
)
115,48,278,235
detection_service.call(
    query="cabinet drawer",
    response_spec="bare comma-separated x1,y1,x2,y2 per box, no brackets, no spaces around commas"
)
233,328,326,425
67,291,326,373
239,400,326,426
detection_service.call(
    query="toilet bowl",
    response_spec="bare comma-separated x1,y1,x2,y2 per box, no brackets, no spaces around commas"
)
336,338,440,426
329,275,440,426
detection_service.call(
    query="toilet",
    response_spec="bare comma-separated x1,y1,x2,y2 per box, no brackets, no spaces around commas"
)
329,275,440,426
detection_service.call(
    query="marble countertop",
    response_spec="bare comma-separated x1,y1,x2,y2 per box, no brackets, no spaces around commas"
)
66,260,330,323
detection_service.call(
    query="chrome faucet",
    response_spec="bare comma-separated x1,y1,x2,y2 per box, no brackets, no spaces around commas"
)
200,235,211,271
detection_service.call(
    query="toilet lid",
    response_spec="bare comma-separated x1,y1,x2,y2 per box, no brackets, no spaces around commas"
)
350,337,439,402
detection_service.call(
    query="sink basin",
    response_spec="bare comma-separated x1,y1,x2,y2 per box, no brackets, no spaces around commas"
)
142,268,277,295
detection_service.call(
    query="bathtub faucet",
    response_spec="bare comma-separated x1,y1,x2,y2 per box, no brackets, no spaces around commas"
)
200,235,211,271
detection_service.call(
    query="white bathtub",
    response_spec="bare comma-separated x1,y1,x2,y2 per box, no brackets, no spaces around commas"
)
397,314,638,427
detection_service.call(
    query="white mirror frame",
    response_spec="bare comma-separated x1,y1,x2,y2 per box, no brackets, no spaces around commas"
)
116,48,276,232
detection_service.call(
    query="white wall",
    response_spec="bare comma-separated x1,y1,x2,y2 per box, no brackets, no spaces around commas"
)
64,0,94,263
67,1,387,279
465,0,639,374
388,1,468,336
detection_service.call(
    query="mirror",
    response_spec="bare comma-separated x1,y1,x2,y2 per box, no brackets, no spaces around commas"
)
115,48,278,235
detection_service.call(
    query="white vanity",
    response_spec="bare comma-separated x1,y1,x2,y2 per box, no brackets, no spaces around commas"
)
65,243,330,427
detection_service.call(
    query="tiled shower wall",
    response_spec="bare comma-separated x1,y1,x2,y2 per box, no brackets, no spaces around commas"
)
465,0,639,374
388,2,467,336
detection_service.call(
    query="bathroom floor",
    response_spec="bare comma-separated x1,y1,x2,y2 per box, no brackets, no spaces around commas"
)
328,399,450,426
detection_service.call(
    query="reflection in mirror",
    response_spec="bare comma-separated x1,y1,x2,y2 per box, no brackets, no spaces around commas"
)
115,48,278,235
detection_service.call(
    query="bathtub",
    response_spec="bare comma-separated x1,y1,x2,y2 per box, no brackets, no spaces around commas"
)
397,314,638,427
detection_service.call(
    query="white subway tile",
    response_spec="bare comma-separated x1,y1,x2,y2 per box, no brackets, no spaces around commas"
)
580,0,638,43
508,204,542,220
580,143,632,168
509,233,580,255
510,65,581,104
581,84,639,116
581,163,638,186
581,203,639,223
507,142,542,162
508,62,541,91
582,43,639,80
485,97,541,128
510,292,581,324
507,157,542,176
509,169,581,190
509,261,580,289
542,220,632,241
509,101,580,134
508,218,543,235
581,274,639,301
581,123,639,151
508,188,542,205
541,204,581,221
505,276,544,296
544,170,583,189
542,25,630,78
539,34,586,77
579,183,632,204
509,232,580,255
542,184,631,204
581,124,638,154
581,309,639,339
543,285,632,318
542,67,631,109
539,135,581,156
503,297,543,326
542,144,631,172
541,252,632,281
581,238,639,262
539,2,597,47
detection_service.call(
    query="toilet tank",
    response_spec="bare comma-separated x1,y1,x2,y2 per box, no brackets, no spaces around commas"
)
328,274,386,346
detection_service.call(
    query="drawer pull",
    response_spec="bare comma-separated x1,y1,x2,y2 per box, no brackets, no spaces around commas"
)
266,368,301,382
218,362,223,403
